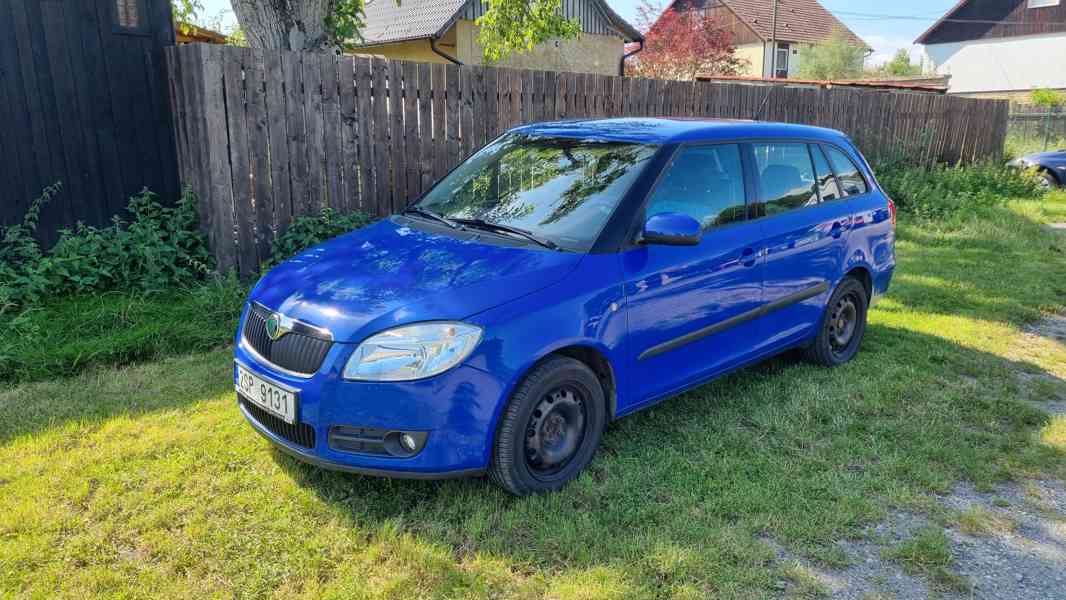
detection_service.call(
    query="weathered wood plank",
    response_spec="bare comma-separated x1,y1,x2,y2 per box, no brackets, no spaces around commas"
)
246,49,274,264
264,49,293,233
388,60,406,213
321,53,343,211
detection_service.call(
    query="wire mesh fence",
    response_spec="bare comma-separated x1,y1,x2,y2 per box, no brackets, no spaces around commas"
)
1008,105,1066,155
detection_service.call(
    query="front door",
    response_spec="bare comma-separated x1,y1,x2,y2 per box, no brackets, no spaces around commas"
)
621,144,765,410
751,142,855,346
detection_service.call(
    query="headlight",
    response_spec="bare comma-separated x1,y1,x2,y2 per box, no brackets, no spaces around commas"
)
343,322,482,381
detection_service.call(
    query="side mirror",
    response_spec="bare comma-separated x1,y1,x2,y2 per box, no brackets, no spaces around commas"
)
641,212,702,246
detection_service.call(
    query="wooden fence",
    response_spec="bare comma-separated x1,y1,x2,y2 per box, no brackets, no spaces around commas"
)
165,43,1009,275
1,0,179,247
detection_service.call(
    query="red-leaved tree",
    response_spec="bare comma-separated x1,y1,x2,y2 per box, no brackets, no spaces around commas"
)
626,0,746,80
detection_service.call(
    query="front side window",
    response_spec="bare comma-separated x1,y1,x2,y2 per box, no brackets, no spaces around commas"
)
753,142,818,216
644,144,747,230
416,134,658,251
823,146,869,196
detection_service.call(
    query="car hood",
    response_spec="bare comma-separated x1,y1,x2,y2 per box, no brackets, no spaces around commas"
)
249,218,583,343
1026,151,1066,164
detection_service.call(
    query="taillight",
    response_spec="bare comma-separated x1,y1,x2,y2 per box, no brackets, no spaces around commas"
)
887,196,897,227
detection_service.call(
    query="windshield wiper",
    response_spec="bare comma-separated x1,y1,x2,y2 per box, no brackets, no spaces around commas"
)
403,207,459,229
454,218,559,250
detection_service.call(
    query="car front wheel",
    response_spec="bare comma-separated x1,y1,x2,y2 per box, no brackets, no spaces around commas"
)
804,277,869,367
489,356,606,496
1037,170,1058,190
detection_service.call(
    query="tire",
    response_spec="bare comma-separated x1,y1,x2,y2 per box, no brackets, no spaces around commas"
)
804,277,869,367
1037,170,1058,191
489,356,606,496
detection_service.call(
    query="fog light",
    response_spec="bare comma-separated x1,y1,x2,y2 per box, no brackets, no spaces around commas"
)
400,433,417,452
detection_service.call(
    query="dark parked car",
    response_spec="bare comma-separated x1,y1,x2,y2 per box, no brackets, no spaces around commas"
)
235,118,896,495
1008,150,1066,189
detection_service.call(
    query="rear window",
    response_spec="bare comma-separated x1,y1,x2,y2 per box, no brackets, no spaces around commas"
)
752,142,819,216
824,146,868,196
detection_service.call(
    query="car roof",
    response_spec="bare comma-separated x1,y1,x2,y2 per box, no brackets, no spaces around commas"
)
508,117,850,146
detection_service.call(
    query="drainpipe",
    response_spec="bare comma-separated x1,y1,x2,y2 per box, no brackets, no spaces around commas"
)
429,37,461,65
620,39,644,77
769,0,779,78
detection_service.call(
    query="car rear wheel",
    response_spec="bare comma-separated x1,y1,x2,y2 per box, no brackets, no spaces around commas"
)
489,356,606,496
804,277,868,367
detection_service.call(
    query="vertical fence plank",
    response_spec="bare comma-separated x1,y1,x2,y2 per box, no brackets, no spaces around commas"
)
264,50,292,234
247,49,274,264
403,60,420,202
282,51,308,219
388,60,406,213
221,47,257,276
303,53,325,213
339,56,358,213
353,56,373,213
417,62,433,192
445,63,461,171
322,53,343,211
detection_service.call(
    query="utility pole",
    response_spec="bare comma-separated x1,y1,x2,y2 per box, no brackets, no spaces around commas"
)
770,0,779,78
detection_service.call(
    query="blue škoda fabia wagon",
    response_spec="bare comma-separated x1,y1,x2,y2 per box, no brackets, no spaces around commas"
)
235,118,896,495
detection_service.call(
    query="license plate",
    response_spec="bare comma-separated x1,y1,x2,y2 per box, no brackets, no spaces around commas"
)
236,363,297,424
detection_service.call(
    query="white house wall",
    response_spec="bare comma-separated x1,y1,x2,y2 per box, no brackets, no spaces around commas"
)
924,32,1066,94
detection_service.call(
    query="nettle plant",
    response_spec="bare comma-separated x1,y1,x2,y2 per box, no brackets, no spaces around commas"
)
0,185,212,313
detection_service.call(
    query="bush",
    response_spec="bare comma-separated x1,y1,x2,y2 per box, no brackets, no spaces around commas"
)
877,162,1044,221
0,185,211,313
267,208,372,267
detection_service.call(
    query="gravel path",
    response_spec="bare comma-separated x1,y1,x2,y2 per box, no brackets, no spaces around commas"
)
770,315,1066,599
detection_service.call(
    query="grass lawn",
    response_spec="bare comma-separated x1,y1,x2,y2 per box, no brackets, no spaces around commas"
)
2,193,1065,599
0,276,245,384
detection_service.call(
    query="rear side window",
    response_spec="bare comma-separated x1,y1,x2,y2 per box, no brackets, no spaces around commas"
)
810,144,842,201
752,143,819,216
645,144,747,230
824,146,868,196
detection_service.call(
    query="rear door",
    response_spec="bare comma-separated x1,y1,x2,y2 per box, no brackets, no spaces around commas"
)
621,143,765,408
752,141,855,346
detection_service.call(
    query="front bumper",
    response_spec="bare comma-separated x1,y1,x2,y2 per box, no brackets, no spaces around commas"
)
233,323,507,478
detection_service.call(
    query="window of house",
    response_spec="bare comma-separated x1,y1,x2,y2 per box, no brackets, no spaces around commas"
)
1028,0,1060,8
775,43,790,79
645,144,747,230
114,0,148,32
752,142,818,216
823,146,869,196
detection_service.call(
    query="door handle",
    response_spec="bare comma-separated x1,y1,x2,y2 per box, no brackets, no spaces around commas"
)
830,221,845,239
740,247,758,267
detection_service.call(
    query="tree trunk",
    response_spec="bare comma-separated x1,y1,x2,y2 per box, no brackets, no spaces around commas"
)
231,0,335,51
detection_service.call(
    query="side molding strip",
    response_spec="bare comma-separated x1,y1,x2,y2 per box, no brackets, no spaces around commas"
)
638,281,830,361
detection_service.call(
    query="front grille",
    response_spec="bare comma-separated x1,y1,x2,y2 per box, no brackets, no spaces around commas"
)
240,396,316,449
243,304,332,376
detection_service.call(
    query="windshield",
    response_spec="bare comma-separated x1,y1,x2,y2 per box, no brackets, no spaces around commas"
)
415,133,658,251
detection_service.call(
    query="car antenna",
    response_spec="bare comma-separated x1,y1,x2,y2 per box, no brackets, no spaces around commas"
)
753,82,776,121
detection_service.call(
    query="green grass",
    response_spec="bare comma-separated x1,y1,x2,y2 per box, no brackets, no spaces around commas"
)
0,275,246,383
1,193,1065,598
882,526,967,591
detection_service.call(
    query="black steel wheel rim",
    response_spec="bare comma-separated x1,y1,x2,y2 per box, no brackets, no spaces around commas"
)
524,385,587,479
828,293,859,355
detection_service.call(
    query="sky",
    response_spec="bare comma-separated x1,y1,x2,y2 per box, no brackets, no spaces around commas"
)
196,0,962,67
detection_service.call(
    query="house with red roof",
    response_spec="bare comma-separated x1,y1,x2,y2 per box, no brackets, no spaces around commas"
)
662,0,868,79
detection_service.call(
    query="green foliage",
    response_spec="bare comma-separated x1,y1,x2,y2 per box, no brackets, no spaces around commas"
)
0,185,211,313
0,274,245,383
796,28,866,80
476,0,581,63
171,0,205,35
326,0,368,48
268,208,372,266
878,162,1044,221
877,48,922,77
1031,88,1065,108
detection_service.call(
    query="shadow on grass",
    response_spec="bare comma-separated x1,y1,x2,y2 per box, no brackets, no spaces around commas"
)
272,323,1066,583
